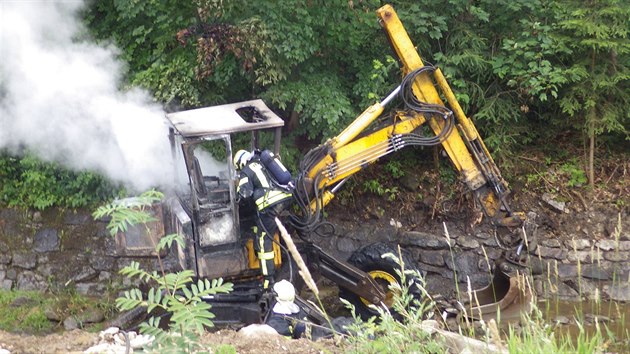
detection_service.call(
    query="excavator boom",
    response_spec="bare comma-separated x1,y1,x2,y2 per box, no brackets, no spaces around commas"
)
293,4,532,322
299,5,524,228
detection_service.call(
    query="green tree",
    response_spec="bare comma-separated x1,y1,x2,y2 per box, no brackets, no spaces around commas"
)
0,153,121,209
555,0,630,188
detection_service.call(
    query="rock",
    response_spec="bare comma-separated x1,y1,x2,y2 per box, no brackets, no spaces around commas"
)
445,252,479,278
556,282,580,300
458,237,479,250
478,259,492,272
75,308,105,324
541,239,562,248
73,266,98,282
63,316,79,330
597,240,617,251
619,241,630,251
12,253,36,269
475,232,492,240
389,218,402,228
374,226,401,243
419,250,445,267
604,252,629,262
98,271,112,281
239,324,281,338
565,238,590,250
538,279,580,300
434,326,507,354
604,283,630,302
0,348,10,354
535,246,566,260
10,296,37,307
402,231,452,250
63,210,91,225
16,271,47,291
44,307,63,322
33,228,60,252
85,328,154,353
567,250,602,264
75,282,104,296
580,264,611,280
99,327,120,338
542,193,566,213
31,211,42,222
83,343,115,354
1,279,12,290
336,237,359,253
482,238,499,247
555,264,578,279
555,315,570,325
585,314,610,324
566,278,600,300
477,247,502,260
420,319,439,335
0,253,11,265
400,174,421,192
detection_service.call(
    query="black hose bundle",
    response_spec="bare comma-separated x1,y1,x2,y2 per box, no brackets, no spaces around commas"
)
288,65,455,239
400,65,455,146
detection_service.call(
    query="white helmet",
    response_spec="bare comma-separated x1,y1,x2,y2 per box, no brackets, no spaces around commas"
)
233,149,252,170
273,279,296,303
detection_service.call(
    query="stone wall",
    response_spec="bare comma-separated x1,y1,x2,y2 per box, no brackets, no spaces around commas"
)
315,222,630,302
1,206,628,302
0,207,179,296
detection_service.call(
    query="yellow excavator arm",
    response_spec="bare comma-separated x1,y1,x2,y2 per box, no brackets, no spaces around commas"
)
299,5,524,229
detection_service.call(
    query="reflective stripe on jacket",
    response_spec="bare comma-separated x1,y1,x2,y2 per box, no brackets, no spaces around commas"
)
237,161,292,211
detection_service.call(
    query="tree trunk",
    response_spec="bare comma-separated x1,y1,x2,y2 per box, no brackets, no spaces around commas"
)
587,49,596,191
588,128,595,190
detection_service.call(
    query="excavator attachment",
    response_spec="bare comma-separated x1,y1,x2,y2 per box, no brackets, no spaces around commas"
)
290,4,536,325
457,269,533,323
376,3,533,323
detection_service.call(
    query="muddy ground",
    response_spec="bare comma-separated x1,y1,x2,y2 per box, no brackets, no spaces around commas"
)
0,329,341,354
0,150,628,353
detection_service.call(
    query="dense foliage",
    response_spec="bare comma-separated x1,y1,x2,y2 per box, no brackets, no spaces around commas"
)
0,153,122,210
1,0,628,209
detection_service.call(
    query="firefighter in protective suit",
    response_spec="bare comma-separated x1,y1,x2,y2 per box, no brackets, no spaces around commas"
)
266,280,308,338
234,149,293,289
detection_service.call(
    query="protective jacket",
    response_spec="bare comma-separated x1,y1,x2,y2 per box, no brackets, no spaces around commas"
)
237,160,292,212
236,155,292,288
266,304,308,339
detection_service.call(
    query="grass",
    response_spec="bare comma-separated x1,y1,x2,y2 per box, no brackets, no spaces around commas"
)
0,289,54,334
341,248,445,354
0,288,114,334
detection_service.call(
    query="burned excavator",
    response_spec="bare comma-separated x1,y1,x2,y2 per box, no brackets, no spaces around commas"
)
113,4,535,329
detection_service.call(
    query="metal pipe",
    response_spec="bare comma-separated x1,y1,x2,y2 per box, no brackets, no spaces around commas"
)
381,85,401,106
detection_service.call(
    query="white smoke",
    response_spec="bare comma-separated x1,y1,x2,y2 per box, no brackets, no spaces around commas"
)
0,1,173,191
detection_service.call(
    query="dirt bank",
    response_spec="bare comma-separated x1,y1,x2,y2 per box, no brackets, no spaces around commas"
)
0,328,340,354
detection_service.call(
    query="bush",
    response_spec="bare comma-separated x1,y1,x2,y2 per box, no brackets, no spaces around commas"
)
0,152,122,210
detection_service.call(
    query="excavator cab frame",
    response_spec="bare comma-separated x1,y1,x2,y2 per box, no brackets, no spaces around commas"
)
165,100,285,280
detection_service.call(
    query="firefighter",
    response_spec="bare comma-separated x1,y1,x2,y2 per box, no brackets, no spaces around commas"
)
266,280,308,339
234,149,293,289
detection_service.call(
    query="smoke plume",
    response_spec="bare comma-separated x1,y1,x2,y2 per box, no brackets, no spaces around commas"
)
0,1,173,191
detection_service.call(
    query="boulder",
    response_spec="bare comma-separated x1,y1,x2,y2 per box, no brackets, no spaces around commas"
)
33,228,59,252
604,283,630,302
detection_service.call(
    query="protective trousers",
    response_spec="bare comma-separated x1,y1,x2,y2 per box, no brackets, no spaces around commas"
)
254,210,277,289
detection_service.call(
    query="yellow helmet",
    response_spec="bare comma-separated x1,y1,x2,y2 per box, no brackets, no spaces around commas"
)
233,149,252,170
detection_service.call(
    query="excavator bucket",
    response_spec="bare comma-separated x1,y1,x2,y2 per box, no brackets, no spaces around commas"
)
459,270,533,323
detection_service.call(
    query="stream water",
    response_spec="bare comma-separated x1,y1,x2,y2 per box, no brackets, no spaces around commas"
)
540,298,630,350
